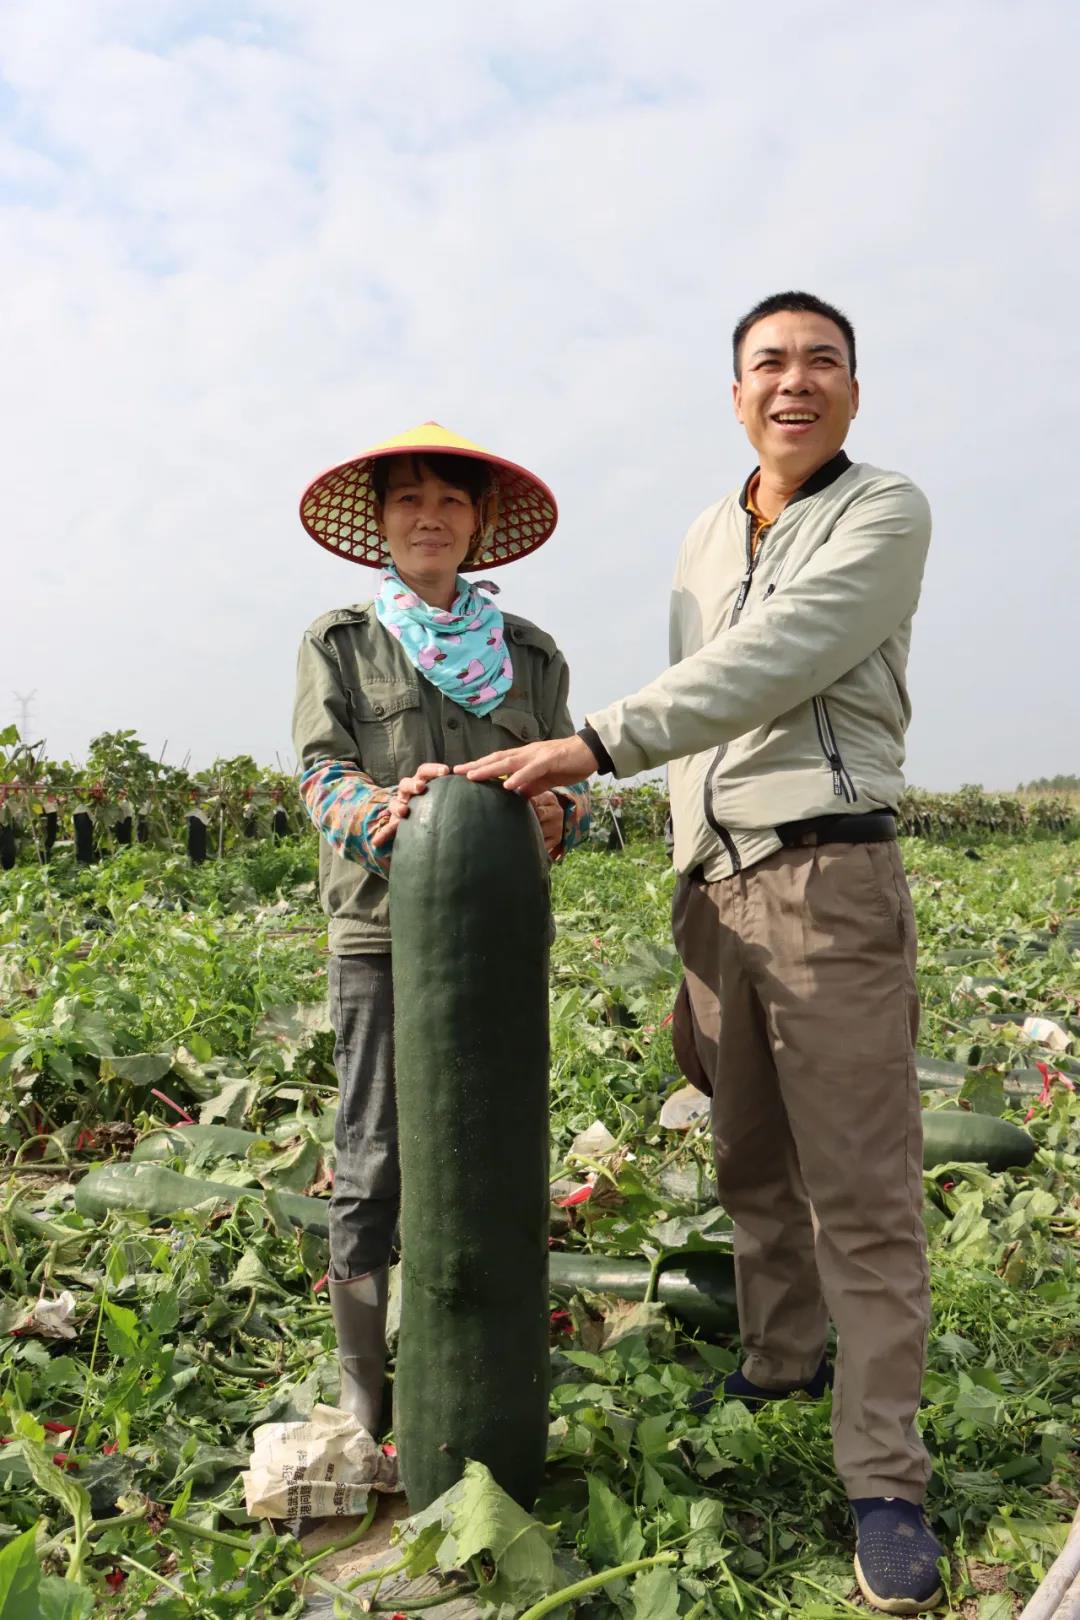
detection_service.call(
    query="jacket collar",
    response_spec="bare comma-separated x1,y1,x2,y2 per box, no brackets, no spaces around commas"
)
738,449,853,512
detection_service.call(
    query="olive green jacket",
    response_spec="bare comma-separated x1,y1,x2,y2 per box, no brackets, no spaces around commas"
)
292,602,579,953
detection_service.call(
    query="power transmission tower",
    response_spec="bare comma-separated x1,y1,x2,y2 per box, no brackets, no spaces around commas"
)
13,691,36,734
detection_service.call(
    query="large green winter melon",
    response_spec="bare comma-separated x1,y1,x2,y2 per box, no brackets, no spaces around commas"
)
390,775,551,1511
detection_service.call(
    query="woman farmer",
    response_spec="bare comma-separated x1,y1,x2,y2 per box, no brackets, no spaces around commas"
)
292,421,590,1435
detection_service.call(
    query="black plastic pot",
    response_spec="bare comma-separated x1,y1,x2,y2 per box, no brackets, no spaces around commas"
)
73,812,95,864
186,815,207,864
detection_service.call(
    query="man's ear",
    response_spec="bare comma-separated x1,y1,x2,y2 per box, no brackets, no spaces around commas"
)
850,377,860,419
732,377,744,424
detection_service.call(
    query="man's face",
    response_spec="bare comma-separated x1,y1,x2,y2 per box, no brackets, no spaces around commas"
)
732,310,859,477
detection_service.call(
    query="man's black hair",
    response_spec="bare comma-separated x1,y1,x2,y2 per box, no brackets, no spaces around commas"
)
732,291,856,378
371,451,493,506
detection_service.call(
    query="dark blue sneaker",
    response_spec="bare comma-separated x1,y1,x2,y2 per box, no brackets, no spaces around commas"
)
851,1497,944,1614
690,1357,832,1415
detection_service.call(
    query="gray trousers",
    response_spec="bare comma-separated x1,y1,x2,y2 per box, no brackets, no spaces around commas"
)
328,954,400,1280
672,841,931,1501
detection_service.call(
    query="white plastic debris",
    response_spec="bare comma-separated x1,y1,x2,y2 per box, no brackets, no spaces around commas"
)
569,1121,617,1158
22,1292,78,1340
1021,1016,1071,1053
659,1083,710,1132
242,1403,400,1519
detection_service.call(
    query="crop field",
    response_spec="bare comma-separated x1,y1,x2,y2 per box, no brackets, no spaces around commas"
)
1,806,1078,1618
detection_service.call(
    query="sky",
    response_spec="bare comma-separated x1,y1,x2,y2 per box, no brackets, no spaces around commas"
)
3,0,1078,791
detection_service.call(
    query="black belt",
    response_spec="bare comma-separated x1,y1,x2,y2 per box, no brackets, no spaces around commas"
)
687,811,899,881
776,810,896,848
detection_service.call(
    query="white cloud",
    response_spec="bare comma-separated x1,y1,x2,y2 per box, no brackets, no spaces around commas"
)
2,0,1078,786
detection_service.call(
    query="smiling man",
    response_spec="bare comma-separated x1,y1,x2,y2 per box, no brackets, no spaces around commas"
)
460,292,944,1613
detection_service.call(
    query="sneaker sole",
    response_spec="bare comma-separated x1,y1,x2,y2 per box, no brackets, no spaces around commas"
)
854,1554,944,1615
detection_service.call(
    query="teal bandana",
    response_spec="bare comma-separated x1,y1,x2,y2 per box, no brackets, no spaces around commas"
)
374,567,513,716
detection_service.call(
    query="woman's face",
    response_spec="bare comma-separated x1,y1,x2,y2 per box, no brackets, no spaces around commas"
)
380,458,478,601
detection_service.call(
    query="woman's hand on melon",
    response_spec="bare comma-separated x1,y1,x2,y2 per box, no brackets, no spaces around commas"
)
369,762,563,860
530,791,564,856
370,763,450,847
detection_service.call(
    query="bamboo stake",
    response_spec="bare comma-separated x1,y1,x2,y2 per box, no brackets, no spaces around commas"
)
1053,1570,1080,1620
1017,1507,1080,1620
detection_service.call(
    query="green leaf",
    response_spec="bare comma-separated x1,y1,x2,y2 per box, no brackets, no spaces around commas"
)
634,1413,671,1459
933,1332,979,1363
977,1595,1013,1620
641,1461,665,1511
959,1070,1007,1116
0,1526,42,1620
629,1565,680,1619
695,1343,737,1374
101,1053,173,1086
953,1385,1003,1429
249,1133,320,1192
940,1194,992,1258
36,1577,94,1620
225,1248,280,1293
103,1302,142,1359
562,1351,609,1375
396,1462,559,1609
253,1003,333,1071
198,1078,259,1126
688,1499,726,1534
585,1473,645,1566
12,1417,92,1579
646,1208,733,1251
0,1299,28,1336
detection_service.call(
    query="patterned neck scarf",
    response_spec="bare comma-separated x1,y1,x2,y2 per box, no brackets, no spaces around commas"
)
374,567,513,716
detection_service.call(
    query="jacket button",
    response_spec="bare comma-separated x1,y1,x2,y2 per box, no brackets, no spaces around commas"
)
373,703,384,717
447,717,459,730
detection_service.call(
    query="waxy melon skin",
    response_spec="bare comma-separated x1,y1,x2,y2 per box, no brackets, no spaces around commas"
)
390,776,551,1512
921,1108,1036,1171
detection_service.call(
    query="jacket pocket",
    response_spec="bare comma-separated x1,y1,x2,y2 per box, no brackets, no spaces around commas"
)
812,697,857,803
345,682,421,783
487,704,543,747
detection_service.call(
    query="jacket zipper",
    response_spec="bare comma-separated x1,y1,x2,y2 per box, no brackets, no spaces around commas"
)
702,509,760,872
812,696,857,803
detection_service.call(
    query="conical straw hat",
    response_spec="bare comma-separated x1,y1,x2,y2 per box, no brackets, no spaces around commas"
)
299,421,558,571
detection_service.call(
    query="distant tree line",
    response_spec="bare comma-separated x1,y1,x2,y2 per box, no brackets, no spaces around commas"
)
1016,774,1080,793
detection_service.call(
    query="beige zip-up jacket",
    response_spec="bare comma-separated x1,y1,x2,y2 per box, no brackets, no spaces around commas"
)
586,453,931,879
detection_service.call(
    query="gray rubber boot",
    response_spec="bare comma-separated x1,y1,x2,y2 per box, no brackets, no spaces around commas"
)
328,1268,389,1438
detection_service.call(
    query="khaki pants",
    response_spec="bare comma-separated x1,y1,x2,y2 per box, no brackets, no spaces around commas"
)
671,841,931,1501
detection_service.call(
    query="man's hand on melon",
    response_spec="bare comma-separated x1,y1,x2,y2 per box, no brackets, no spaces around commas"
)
455,734,598,797
371,761,566,857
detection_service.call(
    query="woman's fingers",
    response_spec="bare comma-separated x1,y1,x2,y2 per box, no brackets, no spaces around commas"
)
529,791,564,855
397,762,451,801
369,765,451,855
370,815,397,849
530,790,561,825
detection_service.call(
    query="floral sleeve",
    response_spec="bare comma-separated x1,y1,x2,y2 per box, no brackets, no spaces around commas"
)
552,782,591,859
299,759,394,877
